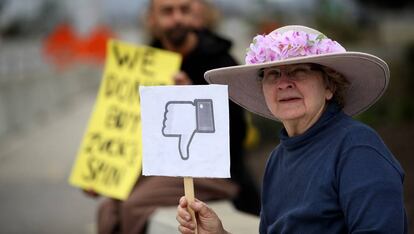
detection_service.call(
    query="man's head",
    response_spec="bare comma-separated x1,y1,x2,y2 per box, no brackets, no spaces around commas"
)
190,0,220,30
148,0,193,48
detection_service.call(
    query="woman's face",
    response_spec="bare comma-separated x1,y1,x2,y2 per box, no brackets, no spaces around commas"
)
261,64,333,123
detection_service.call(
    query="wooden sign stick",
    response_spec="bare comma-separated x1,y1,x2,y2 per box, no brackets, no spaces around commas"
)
184,177,198,234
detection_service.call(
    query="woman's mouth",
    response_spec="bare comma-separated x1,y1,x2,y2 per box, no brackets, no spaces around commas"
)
279,97,301,103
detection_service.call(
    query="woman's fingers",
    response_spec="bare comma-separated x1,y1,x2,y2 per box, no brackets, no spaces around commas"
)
176,214,195,229
176,206,193,226
179,196,188,207
177,196,225,234
177,197,196,229
178,225,196,234
177,197,191,221
177,196,197,234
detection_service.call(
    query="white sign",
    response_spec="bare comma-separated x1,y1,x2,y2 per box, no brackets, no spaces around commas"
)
139,85,230,178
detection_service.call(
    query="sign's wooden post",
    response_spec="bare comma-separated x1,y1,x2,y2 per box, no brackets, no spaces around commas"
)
184,177,198,234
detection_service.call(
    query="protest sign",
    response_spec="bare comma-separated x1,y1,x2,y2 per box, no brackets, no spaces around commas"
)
140,85,230,234
69,40,181,200
139,85,230,178
140,85,230,233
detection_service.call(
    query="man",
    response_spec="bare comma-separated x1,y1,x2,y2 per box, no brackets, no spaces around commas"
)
96,0,260,233
148,0,260,215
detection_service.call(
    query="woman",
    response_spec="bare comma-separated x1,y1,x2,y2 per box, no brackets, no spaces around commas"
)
176,25,407,233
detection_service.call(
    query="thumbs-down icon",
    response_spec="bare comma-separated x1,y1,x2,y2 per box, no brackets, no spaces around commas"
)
162,99,215,160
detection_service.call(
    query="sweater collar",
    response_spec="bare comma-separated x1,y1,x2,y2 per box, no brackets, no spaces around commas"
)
279,101,342,150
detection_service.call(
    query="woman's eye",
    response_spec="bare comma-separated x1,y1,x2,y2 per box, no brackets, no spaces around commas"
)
268,70,281,78
290,68,308,77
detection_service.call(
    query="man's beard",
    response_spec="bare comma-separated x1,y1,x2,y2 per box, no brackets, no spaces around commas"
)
164,25,191,48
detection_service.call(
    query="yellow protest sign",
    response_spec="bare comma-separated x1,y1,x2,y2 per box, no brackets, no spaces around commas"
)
69,39,182,200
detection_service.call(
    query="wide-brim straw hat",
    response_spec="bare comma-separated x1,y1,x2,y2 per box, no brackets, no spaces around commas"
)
204,25,390,121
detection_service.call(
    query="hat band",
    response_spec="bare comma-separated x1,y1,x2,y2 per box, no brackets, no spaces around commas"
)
245,30,346,64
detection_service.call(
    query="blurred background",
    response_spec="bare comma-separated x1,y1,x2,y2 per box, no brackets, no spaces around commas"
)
0,0,413,233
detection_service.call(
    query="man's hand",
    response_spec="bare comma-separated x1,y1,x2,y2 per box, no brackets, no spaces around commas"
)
82,188,100,198
174,71,193,85
176,196,229,234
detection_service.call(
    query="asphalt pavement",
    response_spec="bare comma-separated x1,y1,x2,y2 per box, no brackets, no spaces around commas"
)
0,92,100,234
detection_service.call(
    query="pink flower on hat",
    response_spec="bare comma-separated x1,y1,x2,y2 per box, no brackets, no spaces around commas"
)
245,30,346,64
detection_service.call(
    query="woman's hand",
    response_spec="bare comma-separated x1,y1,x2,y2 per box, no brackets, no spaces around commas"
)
176,196,228,234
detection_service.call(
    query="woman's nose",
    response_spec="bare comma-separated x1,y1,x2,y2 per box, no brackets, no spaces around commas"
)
276,75,294,90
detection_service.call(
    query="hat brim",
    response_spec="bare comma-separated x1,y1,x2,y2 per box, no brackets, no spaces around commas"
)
204,52,389,121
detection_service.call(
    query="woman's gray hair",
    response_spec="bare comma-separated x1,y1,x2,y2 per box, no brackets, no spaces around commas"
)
319,65,350,109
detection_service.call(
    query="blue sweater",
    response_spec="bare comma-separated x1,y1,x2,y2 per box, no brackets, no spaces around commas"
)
260,103,407,234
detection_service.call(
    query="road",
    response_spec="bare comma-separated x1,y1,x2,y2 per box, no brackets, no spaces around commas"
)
0,93,100,234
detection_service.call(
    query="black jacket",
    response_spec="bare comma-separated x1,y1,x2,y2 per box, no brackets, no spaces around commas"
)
151,30,260,215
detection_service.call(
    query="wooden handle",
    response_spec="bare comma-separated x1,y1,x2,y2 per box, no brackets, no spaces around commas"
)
184,177,198,234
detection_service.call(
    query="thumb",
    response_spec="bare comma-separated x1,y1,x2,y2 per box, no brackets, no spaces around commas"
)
178,131,196,160
190,200,214,219
190,200,225,233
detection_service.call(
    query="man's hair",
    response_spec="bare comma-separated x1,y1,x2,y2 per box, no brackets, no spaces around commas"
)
148,0,194,11
148,0,155,11
192,0,220,30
